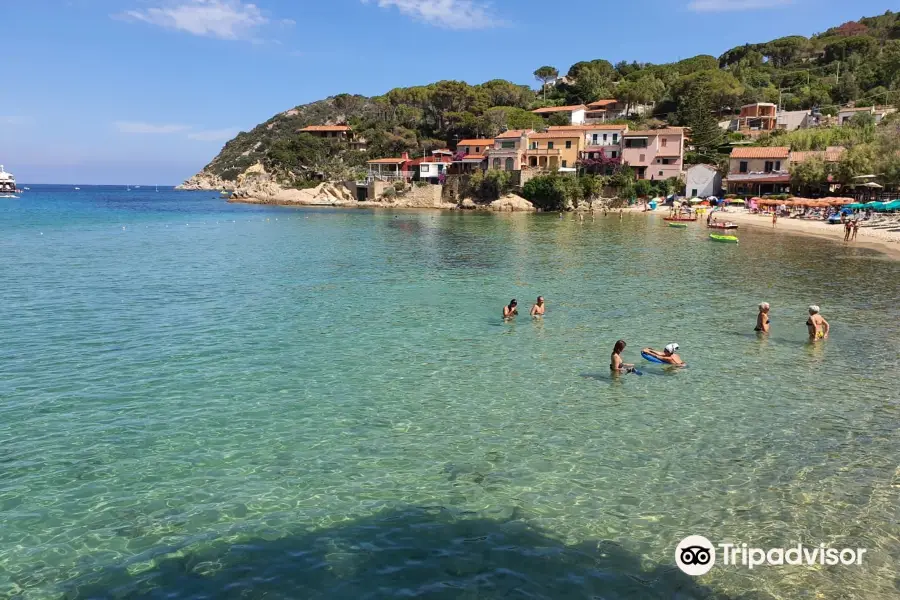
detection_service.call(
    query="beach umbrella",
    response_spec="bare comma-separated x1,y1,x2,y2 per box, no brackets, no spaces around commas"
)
688,197,702,204
861,182,883,189
729,198,746,204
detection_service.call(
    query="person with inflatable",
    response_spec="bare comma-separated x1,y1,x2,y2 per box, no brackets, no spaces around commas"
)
641,343,686,367
806,305,829,341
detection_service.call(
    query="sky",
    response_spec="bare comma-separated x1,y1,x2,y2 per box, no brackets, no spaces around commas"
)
1,0,896,184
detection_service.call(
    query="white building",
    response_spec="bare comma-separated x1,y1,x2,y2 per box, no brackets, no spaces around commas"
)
531,105,586,125
685,164,722,199
838,105,896,126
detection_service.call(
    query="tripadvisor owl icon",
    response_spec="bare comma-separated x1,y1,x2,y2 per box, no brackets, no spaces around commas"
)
676,535,716,576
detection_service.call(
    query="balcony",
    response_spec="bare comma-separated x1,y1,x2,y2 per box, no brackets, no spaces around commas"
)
524,148,561,156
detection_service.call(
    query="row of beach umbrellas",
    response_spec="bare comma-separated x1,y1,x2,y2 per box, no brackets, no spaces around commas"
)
753,197,855,208
846,199,900,211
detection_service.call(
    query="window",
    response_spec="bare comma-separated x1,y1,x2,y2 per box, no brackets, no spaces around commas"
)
739,161,748,173
661,138,667,147
610,151,617,158
493,158,501,169
625,138,647,149
639,154,645,162
547,142,554,150
764,161,773,173
465,147,471,154
658,171,664,176
505,157,514,171
661,158,674,165
775,160,781,171
691,188,698,197
603,133,608,142
562,160,568,168
592,134,598,143
501,141,515,149
530,141,538,150
613,134,618,143
565,140,572,149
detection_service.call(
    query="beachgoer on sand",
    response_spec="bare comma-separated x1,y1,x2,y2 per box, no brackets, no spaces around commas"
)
755,302,770,333
806,305,829,341
851,219,859,241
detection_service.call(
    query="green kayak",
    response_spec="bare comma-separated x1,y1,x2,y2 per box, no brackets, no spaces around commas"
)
710,234,738,243
668,222,688,228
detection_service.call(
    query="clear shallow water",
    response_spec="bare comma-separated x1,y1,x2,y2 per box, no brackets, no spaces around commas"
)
1,186,899,599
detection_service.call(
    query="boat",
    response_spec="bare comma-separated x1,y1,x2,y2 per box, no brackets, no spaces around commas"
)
710,234,738,243
0,165,18,197
663,216,698,222
74,187,80,190
135,185,141,189
707,223,739,230
668,222,688,228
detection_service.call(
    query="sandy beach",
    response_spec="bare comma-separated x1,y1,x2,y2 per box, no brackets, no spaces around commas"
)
697,209,900,260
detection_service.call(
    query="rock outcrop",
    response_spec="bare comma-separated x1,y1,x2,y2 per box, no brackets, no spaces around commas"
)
176,172,235,191
489,194,535,212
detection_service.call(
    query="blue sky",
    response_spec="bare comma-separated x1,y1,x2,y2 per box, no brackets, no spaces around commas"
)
1,0,895,184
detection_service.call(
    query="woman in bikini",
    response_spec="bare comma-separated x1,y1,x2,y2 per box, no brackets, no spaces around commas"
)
806,305,829,341
610,340,635,373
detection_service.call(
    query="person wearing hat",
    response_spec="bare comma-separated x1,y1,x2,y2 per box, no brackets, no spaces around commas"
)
642,343,685,366
503,299,518,319
806,305,829,341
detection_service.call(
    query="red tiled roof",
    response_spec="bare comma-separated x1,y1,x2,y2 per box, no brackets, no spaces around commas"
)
730,146,790,159
367,157,407,164
496,129,532,139
460,154,487,162
300,125,351,132
457,139,494,147
532,104,587,114
586,99,619,109
791,147,845,163
529,131,582,140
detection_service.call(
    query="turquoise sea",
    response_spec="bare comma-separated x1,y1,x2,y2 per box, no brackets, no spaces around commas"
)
1,186,899,599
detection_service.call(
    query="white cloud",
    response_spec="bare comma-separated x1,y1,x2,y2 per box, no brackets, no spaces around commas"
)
0,116,34,125
687,0,792,12
116,0,269,40
114,121,192,134
362,0,502,29
187,128,239,141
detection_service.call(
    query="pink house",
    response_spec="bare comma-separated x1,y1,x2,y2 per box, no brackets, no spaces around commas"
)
621,128,686,180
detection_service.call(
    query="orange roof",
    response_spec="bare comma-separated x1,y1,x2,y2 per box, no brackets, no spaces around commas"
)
532,104,587,114
586,99,619,109
529,131,582,140
730,146,790,159
624,128,685,137
300,125,351,132
457,139,495,147
791,147,845,163
496,129,532,139
367,157,407,164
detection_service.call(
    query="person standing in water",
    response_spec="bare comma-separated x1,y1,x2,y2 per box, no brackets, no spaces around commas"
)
503,299,518,319
610,340,636,373
642,343,685,366
806,305,829,341
755,302,771,333
530,296,545,317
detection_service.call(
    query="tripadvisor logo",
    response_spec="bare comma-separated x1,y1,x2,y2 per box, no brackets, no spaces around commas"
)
675,535,867,576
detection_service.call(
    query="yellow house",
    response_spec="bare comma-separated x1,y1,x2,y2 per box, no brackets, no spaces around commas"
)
524,131,583,171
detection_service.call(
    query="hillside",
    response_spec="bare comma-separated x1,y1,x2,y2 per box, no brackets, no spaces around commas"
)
182,10,900,189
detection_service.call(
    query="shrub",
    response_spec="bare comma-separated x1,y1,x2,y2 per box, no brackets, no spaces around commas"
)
522,174,580,211
634,179,653,198
467,169,511,202
393,181,406,192
382,187,397,198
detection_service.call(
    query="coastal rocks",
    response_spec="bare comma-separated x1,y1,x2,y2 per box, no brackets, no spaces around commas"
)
176,172,234,191
460,199,477,210
489,194,535,212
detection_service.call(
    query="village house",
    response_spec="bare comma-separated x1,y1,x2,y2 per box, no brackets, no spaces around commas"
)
486,130,533,172
837,105,896,125
456,139,495,157
365,152,413,182
621,128,685,180
524,131,583,172
724,147,790,195
412,149,454,182
685,164,722,199
531,105,587,125
299,125,367,151
729,103,778,132
582,99,650,122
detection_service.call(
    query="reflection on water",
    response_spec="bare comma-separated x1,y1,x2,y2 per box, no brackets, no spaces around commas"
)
0,193,899,599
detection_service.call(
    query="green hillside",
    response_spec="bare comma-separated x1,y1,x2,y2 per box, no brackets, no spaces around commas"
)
191,11,900,186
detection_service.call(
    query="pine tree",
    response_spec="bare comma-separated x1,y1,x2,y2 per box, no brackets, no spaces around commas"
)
676,88,725,159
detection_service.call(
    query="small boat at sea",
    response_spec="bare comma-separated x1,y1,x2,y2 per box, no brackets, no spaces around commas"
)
0,165,18,198
664,216,698,222
707,223,739,230
710,234,738,243
74,187,80,190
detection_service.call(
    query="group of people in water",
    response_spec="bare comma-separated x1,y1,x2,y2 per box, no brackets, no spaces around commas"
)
503,297,832,375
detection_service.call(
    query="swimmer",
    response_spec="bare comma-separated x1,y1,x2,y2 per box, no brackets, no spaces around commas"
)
806,305,829,341
610,339,635,373
755,302,770,333
503,299,518,319
530,296,545,317
642,343,685,366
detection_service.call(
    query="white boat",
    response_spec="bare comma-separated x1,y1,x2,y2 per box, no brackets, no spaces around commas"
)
23,186,30,190
0,165,17,197
135,185,141,188
74,187,80,190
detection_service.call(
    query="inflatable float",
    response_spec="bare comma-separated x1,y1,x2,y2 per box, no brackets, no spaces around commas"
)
709,234,738,243
641,351,666,364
